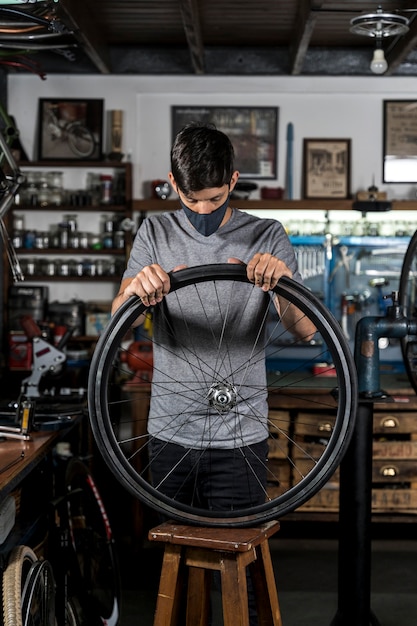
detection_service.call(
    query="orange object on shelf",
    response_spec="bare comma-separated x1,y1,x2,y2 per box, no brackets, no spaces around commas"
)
121,340,153,384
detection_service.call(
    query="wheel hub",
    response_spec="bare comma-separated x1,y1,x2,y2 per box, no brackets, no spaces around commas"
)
206,381,237,412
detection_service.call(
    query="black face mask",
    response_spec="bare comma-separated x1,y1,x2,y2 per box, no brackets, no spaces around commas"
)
181,194,230,237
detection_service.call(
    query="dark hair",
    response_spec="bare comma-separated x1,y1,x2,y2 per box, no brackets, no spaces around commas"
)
170,122,235,193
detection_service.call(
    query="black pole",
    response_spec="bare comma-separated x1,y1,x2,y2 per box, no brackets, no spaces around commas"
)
330,400,375,626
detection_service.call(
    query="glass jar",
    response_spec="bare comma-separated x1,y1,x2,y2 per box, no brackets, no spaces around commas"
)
86,172,101,206
88,234,102,250
78,232,89,249
43,260,57,276
69,232,81,248
58,224,69,248
37,174,50,207
21,171,39,205
57,260,70,276
113,230,125,249
47,171,64,206
63,214,78,232
13,214,25,231
24,258,37,276
34,231,49,249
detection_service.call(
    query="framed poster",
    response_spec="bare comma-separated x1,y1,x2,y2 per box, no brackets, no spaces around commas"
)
383,100,417,182
171,106,278,179
37,98,103,161
303,138,351,200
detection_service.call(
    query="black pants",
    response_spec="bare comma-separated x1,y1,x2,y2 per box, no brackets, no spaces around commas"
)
149,437,269,625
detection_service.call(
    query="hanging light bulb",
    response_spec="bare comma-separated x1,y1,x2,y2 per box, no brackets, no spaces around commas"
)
350,6,409,75
370,38,387,74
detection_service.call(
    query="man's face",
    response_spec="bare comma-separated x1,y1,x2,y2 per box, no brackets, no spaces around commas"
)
169,171,239,214
176,185,229,214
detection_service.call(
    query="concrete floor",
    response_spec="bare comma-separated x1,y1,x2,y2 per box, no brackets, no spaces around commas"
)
116,521,417,626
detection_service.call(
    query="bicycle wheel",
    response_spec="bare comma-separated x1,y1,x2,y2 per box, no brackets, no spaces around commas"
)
399,229,417,394
66,122,95,158
3,545,55,626
88,264,357,527
64,458,120,626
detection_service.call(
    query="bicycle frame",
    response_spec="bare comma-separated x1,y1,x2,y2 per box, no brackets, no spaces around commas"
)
0,103,25,281
48,455,120,626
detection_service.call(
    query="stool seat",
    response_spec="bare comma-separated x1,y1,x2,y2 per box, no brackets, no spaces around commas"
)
149,520,282,626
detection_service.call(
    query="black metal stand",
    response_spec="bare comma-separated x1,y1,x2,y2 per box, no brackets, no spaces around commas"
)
330,400,380,626
330,292,417,626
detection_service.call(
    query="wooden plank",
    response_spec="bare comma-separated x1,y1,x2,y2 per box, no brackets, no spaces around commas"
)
299,488,417,513
59,0,112,73
268,437,289,459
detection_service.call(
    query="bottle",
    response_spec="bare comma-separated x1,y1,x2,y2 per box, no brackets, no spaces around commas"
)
100,175,113,204
113,231,125,249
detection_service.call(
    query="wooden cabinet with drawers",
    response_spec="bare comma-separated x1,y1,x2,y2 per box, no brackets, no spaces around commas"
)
267,410,292,498
269,382,417,520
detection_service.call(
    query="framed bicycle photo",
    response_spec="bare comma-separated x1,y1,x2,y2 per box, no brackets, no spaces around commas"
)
171,106,278,179
37,98,104,161
383,100,417,183
303,138,351,199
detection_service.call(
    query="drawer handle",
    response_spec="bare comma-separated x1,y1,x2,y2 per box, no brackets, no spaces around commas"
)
317,422,333,433
380,466,398,478
380,416,399,429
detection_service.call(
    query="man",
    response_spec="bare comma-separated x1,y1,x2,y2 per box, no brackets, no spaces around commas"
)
112,122,315,620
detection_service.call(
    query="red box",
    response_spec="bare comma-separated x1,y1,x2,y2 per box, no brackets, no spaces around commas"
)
8,332,32,371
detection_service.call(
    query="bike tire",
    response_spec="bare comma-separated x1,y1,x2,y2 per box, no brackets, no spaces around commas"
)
399,229,417,394
3,545,55,626
66,122,95,158
64,458,121,626
88,264,357,527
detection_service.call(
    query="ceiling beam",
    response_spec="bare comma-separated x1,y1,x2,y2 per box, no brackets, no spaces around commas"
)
385,16,417,76
289,0,321,75
179,0,205,75
57,0,111,74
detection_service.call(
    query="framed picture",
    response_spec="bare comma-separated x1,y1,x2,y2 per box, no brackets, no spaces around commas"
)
383,100,417,183
171,106,278,179
303,138,351,200
37,98,104,161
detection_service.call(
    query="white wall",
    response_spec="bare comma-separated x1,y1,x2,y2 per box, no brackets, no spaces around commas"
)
8,73,417,201
7,73,417,303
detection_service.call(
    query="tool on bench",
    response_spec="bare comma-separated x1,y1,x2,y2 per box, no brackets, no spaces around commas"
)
0,317,85,440
19,315,70,399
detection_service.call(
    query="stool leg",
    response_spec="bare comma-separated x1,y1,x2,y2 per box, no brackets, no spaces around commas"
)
220,554,250,626
186,567,211,626
250,542,282,626
153,544,184,626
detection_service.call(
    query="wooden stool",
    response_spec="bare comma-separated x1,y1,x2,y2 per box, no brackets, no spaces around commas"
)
149,520,282,626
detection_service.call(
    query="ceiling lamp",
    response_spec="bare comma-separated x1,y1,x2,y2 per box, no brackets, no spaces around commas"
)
350,6,409,75
370,40,388,74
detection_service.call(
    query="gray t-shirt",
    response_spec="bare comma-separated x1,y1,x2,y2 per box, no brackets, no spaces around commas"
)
124,208,301,449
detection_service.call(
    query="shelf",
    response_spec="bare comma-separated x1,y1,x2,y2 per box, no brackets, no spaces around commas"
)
19,160,130,168
132,198,417,212
289,235,410,245
15,160,132,214
16,204,130,213
18,276,120,282
15,248,126,255
2,160,133,376
69,335,101,343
